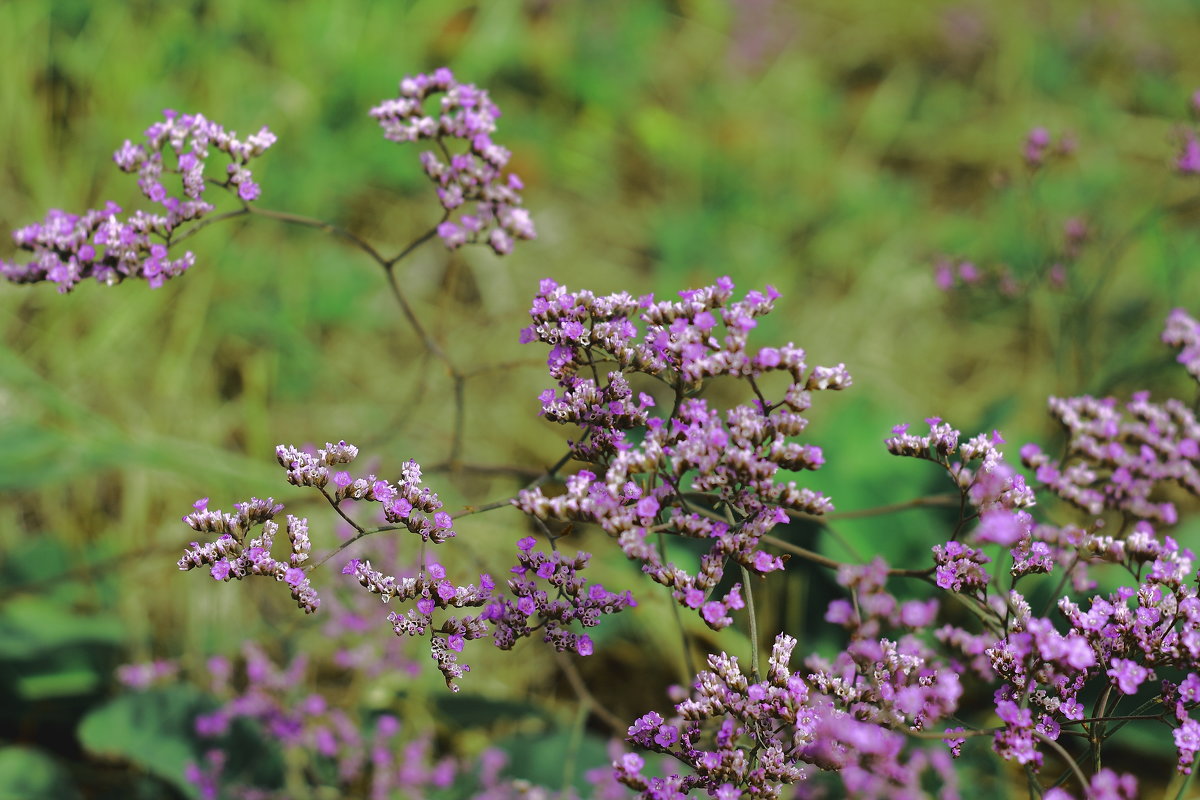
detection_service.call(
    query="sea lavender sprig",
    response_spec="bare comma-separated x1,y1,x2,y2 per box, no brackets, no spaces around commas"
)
342,557,493,692
1019,382,1200,527
483,536,637,656
178,496,319,613
1,110,274,292
617,633,959,799
369,67,536,254
515,277,847,629
276,441,458,543
124,644,610,800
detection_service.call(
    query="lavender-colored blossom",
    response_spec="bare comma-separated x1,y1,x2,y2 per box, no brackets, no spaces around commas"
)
370,69,535,254
344,557,494,692
483,539,636,654
619,633,959,799
516,278,845,628
2,110,274,292
178,496,319,613
1180,135,1200,174
139,642,589,800
276,442,457,544
1020,341,1200,524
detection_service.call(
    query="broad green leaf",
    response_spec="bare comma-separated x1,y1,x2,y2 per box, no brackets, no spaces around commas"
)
77,686,213,800
0,746,81,800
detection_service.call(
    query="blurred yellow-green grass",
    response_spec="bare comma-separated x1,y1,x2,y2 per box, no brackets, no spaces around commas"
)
5,0,1200,796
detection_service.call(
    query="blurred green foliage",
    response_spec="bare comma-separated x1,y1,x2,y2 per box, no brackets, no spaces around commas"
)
4,0,1200,796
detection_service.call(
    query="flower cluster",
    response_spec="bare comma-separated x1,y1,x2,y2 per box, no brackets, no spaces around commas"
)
178,496,319,613
886,419,1038,582
483,536,636,655
617,633,958,799
1164,306,1200,383
1019,386,1200,525
114,109,275,203
1023,125,1074,169
343,557,493,692
369,67,535,254
516,278,847,629
1,110,274,292
276,441,457,543
123,644,609,800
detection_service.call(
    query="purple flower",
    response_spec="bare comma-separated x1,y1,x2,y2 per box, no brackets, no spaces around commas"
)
370,70,535,255
1107,657,1151,695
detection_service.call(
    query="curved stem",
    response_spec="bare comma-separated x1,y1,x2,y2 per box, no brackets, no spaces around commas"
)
1090,683,1113,772
203,202,467,467
173,207,250,244
761,534,934,578
246,205,389,263
791,493,960,522
385,215,445,267
319,487,366,535
741,564,760,682
1031,729,1089,795
554,650,627,736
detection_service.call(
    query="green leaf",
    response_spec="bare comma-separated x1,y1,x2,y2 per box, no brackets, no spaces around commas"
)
433,693,552,728
77,686,213,799
0,746,81,800
0,598,125,661
494,729,615,795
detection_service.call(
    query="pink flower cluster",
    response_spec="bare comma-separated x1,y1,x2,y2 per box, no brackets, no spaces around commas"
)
516,278,847,630
483,536,636,655
276,441,458,543
1020,387,1200,525
369,68,535,254
343,558,493,692
618,633,958,799
1,110,274,292
178,496,319,613
127,643,586,800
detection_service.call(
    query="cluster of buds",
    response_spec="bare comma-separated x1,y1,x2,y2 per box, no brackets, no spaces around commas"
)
517,278,847,629
178,497,318,613
1,110,274,292
1020,386,1200,526
276,442,456,544
344,558,494,692
482,536,636,655
370,68,535,254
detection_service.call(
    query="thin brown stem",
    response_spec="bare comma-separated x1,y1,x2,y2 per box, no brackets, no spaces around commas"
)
1032,729,1089,795
761,534,934,578
173,207,251,243
740,564,760,682
245,206,389,263
805,493,960,521
319,487,367,535
554,650,626,736
384,215,446,267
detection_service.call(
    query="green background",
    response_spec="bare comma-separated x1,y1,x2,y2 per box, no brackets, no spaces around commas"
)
4,0,1200,796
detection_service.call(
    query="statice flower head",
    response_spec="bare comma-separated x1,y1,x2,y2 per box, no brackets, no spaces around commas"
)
1,110,274,292
1020,387,1200,527
1179,135,1200,174
150,642,569,799
516,278,845,628
888,419,1042,578
482,537,636,655
370,68,535,254
1023,126,1075,170
344,557,494,692
115,658,179,689
178,496,319,613
1163,307,1200,384
619,633,958,798
276,442,456,543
